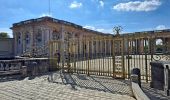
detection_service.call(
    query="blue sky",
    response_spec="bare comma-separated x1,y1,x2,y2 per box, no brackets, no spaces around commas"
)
0,0,170,37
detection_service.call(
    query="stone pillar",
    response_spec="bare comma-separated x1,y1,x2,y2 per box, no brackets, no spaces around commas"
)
167,38,170,52
21,32,23,55
30,29,33,55
14,32,18,56
135,39,139,54
164,64,170,96
31,62,38,76
162,38,166,53
140,38,144,53
131,40,133,53
150,38,156,53
131,40,133,54
23,33,26,53
21,66,27,78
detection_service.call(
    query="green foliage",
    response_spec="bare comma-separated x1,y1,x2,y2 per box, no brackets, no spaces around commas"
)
0,32,10,38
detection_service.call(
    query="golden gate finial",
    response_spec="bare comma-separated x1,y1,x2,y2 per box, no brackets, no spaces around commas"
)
113,26,123,36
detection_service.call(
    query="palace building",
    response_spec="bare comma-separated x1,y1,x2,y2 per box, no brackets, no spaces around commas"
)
10,17,170,57
11,17,109,56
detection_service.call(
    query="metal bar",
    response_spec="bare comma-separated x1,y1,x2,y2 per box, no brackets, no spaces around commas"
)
144,38,148,82
102,38,105,76
122,37,125,79
73,40,76,73
127,39,130,79
87,40,90,76
112,39,115,77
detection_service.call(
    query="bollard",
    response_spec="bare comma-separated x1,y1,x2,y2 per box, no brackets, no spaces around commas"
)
131,68,141,87
164,64,170,96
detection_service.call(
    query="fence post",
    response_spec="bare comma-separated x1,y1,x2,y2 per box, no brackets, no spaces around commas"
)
112,39,115,77
127,38,130,79
122,36,125,79
87,40,90,76
164,64,170,96
144,38,148,83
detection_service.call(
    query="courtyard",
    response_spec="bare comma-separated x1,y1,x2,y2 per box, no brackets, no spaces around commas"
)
0,71,135,100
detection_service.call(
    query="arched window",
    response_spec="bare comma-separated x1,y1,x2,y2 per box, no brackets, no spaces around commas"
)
156,38,163,53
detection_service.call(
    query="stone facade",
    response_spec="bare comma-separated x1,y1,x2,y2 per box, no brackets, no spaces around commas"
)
122,30,170,54
11,17,106,56
11,17,170,57
0,58,49,76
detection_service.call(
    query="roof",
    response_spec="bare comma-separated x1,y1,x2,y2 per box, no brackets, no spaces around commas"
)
122,29,170,36
11,16,109,35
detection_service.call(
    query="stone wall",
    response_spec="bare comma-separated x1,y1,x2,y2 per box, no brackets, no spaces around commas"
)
0,38,14,59
0,58,50,76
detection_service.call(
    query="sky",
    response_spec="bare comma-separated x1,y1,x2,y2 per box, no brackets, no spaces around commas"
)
0,0,170,37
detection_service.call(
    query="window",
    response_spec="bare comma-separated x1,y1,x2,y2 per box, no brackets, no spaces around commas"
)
36,30,42,42
52,31,60,40
18,33,21,45
25,33,30,44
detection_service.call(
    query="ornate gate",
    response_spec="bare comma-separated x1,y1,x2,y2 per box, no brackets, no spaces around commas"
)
112,36,125,78
49,35,170,82
49,36,126,78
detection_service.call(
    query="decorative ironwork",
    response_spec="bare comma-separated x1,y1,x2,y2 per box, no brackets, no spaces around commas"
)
152,55,170,61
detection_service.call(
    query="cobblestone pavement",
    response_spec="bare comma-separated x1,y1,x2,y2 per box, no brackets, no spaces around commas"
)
49,71,133,96
142,83,170,100
0,72,135,100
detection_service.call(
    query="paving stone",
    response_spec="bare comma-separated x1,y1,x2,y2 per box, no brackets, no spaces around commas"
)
0,72,135,100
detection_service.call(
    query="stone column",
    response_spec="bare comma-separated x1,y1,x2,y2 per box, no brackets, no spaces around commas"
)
14,32,18,56
23,32,26,53
140,38,144,53
162,37,166,53
21,32,23,55
21,66,27,78
30,28,34,56
130,40,133,54
167,38,170,52
164,64,170,96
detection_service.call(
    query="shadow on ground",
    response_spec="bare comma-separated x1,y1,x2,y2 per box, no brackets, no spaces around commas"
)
0,72,51,82
142,83,170,100
48,70,132,96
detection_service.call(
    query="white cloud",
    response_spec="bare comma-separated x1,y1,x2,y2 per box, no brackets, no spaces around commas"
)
69,1,82,9
113,0,161,12
0,28,12,38
83,25,113,33
156,25,166,30
99,1,104,7
40,13,52,17
84,26,96,30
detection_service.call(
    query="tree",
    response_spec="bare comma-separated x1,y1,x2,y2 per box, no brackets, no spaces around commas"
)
113,26,123,35
0,32,10,38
